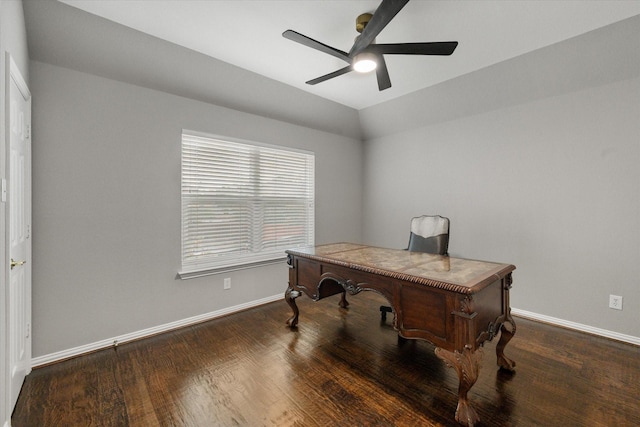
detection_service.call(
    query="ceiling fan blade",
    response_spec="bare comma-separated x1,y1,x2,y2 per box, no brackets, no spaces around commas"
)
370,41,458,56
306,65,354,85
375,56,392,91
349,0,410,57
283,30,351,63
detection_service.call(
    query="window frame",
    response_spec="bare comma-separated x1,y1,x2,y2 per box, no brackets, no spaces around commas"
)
178,130,315,279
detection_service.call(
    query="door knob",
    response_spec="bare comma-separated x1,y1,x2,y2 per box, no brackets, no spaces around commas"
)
10,258,26,269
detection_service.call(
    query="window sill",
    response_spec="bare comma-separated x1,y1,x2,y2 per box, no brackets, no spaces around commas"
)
177,257,287,280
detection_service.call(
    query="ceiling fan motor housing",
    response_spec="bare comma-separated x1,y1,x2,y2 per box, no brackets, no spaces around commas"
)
356,13,373,33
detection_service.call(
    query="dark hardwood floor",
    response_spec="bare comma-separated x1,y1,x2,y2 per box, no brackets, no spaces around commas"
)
12,291,640,426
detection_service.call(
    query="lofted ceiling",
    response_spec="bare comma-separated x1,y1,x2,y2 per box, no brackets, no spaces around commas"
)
58,1,640,110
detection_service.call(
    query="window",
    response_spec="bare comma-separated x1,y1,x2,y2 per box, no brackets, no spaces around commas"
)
180,131,315,277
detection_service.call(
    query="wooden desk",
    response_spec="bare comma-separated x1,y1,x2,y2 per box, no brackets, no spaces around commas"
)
285,243,516,427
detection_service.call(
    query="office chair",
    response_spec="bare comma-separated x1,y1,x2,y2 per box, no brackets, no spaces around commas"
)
380,215,450,322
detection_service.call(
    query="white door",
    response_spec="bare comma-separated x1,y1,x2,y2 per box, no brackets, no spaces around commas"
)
7,55,32,412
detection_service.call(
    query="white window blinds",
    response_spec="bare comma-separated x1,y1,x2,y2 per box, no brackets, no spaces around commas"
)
181,132,315,276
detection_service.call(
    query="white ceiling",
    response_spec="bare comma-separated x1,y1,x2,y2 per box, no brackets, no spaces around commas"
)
59,0,640,110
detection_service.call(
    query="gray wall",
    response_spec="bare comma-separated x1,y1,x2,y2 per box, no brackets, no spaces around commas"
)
23,0,362,140
30,61,363,357
360,16,640,339
24,2,640,362
361,75,640,337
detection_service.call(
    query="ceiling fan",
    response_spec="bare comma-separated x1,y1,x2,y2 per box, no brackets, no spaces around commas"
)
283,0,458,91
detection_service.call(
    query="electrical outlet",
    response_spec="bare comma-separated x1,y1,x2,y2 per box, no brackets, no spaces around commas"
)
224,278,231,290
609,295,623,310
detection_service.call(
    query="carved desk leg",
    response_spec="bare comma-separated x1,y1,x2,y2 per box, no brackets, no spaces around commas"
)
496,314,516,372
496,274,517,371
339,291,349,308
435,346,483,427
285,286,301,328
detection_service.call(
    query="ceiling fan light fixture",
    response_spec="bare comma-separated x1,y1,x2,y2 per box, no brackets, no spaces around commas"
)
353,52,377,73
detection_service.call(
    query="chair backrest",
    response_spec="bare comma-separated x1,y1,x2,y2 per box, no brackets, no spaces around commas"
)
407,215,450,255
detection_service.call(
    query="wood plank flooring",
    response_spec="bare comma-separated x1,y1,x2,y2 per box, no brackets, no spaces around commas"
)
12,291,640,426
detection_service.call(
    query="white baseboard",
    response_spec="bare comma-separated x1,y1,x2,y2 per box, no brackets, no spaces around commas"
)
512,308,640,346
31,293,283,367
31,299,639,367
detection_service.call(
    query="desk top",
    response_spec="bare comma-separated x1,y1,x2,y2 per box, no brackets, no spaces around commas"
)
286,243,515,295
